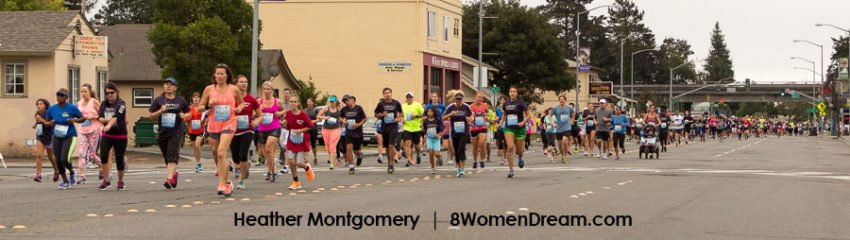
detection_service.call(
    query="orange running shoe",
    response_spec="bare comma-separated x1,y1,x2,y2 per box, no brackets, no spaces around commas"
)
305,164,315,181
224,182,233,197
288,181,301,190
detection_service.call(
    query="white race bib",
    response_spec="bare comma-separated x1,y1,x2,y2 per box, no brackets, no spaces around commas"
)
615,125,623,133
262,113,274,125
586,120,595,127
214,105,230,122
383,112,395,124
427,127,437,138
236,115,249,130
507,114,518,126
405,113,413,121
54,124,69,138
559,114,569,123
326,117,337,125
104,110,115,120
453,121,465,133
36,124,43,136
191,120,201,130
660,123,667,129
346,119,356,130
161,113,176,128
289,131,304,144
475,116,486,127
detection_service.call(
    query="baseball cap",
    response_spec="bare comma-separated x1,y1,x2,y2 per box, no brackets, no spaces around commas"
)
599,99,607,103
164,77,178,86
406,92,414,98
329,95,338,102
342,94,352,101
454,93,464,99
56,89,70,97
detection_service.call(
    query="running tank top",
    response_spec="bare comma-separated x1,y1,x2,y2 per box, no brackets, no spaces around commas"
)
208,85,237,133
258,97,281,131
77,98,101,134
323,107,341,129
470,103,487,131
187,106,204,135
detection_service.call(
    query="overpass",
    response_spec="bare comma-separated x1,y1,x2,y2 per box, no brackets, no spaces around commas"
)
621,83,822,103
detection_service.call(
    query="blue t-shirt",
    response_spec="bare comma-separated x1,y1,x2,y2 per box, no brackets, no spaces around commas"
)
495,108,504,131
611,114,630,134
551,105,573,133
424,103,446,120
46,103,83,138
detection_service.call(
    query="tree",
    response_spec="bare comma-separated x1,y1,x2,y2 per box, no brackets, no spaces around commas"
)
147,0,260,98
606,0,657,85
656,37,696,84
0,0,64,10
463,0,573,104
295,77,328,109
62,0,97,14
541,0,594,57
97,0,154,25
703,22,734,82
828,36,848,76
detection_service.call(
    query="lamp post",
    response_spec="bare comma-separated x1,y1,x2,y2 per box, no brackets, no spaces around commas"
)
630,48,655,112
792,56,818,101
793,40,824,85
576,4,618,108
670,61,691,112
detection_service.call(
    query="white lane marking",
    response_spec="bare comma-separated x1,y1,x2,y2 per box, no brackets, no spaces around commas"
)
603,187,611,190
585,191,594,194
447,226,460,230
578,193,586,196
571,195,579,198
518,208,529,211
505,211,515,215
716,155,723,157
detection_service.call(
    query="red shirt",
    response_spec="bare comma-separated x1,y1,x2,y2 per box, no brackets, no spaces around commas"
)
186,106,205,135
285,109,313,152
235,93,260,134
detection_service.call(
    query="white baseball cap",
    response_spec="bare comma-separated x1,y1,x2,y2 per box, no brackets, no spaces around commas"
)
599,99,607,103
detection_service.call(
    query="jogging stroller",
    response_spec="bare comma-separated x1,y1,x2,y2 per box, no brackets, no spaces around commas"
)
639,125,660,159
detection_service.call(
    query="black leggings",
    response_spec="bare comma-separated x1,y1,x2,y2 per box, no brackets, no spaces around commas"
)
230,132,254,164
308,129,318,150
157,134,182,164
613,133,625,150
452,133,469,161
52,136,75,175
100,136,127,171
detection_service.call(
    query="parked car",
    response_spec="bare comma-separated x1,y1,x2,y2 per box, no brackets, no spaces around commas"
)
315,116,379,146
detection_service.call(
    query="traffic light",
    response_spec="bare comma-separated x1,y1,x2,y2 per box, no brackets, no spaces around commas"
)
844,116,850,125
780,91,785,97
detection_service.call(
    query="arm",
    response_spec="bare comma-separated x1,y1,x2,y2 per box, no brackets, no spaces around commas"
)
198,86,212,111
317,107,328,121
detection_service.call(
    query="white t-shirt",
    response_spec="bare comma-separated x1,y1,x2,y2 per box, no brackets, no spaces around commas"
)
671,115,684,130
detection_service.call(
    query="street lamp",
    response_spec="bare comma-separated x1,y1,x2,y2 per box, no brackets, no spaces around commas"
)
477,2,498,94
793,40,824,85
630,47,655,112
576,4,619,108
792,56,818,100
670,61,691,112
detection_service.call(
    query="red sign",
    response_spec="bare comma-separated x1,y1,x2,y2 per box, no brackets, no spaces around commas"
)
588,81,613,96
823,87,831,95
423,53,461,71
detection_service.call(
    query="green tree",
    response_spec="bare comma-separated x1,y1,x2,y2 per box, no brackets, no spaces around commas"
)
828,36,848,75
97,0,154,25
463,0,573,104
540,0,594,57
703,22,735,82
62,0,97,14
0,0,64,10
606,0,657,85
656,37,696,84
294,77,328,109
147,0,260,98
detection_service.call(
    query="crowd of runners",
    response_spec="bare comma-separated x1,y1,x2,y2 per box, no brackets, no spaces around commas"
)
29,63,820,197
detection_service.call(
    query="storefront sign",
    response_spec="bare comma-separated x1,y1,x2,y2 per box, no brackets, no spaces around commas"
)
589,81,613,96
74,36,107,57
378,61,413,73
423,53,461,71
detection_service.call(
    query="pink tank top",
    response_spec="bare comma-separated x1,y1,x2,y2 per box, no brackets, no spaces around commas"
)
258,97,281,131
77,98,101,134
207,84,237,133
470,103,488,131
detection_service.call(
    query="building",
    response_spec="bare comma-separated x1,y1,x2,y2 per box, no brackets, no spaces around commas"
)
531,59,604,113
259,49,302,98
0,11,108,156
251,0,463,110
460,55,497,103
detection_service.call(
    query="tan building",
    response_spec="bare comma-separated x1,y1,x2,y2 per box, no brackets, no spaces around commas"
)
460,55,497,103
0,11,108,156
531,59,604,113
251,0,463,111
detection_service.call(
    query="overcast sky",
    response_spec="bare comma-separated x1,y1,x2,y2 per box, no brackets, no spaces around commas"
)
516,0,850,84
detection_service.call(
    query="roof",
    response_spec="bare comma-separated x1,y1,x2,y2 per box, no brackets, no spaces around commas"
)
0,11,81,55
260,49,301,90
98,24,161,81
461,55,499,72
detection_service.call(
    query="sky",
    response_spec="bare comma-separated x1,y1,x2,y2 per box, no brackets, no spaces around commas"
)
516,0,850,84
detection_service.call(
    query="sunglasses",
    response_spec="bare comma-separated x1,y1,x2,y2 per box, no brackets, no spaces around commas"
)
106,91,116,95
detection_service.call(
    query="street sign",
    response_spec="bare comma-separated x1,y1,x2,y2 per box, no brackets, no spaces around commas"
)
818,102,827,111
806,109,818,113
646,100,653,108
489,87,500,92
792,93,800,98
617,100,627,108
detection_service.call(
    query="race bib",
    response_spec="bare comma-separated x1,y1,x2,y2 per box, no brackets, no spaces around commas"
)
36,124,43,136
214,105,230,122
326,117,337,125
161,113,176,128
262,113,274,125
104,110,115,119
475,116,486,127
615,125,624,133
383,112,395,124
347,119,356,130
54,124,69,138
191,120,201,130
560,114,569,123
453,121,465,133
236,115,249,130
586,120,594,127
406,113,413,121
289,131,304,144
427,127,437,138
507,114,518,126
81,119,92,127
660,123,667,129
636,124,643,129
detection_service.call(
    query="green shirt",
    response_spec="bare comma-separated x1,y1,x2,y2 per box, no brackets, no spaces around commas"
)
401,101,424,132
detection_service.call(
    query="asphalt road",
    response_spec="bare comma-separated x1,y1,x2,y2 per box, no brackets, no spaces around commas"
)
1,135,850,239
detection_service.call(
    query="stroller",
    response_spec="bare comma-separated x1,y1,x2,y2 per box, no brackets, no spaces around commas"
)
639,124,660,159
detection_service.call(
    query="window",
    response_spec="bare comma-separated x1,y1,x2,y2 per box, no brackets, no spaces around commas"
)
443,16,449,42
3,62,25,96
68,67,80,103
427,12,436,39
97,71,107,100
453,18,459,37
133,88,153,107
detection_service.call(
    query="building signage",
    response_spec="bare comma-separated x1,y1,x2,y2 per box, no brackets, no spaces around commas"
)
74,35,107,57
579,47,591,72
423,53,461,71
588,81,613,96
378,61,413,73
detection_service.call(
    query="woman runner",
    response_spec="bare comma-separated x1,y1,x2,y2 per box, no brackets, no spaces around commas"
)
149,77,191,190
198,64,245,197
33,99,58,182
97,83,129,190
443,91,472,177
501,87,531,178
75,84,102,184
186,92,206,173
284,96,316,190
45,88,85,189
317,95,342,170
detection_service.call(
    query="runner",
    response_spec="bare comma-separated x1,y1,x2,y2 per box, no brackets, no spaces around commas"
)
186,92,206,173
340,94,366,174
75,83,102,184
594,100,613,159
583,104,597,157
45,88,85,189
97,83,128,190
658,108,671,152
469,92,490,169
551,96,574,163
501,87,531,178
149,77,192,190
229,75,261,189
485,101,497,163
421,106,443,174
305,98,320,166
671,111,685,147
317,95,342,170
401,92,425,167
283,95,316,190
444,91,472,177
495,96,507,166
542,109,557,162
571,103,581,154
374,88,403,173
33,98,58,182
375,111,384,164
277,88,293,174
611,106,630,160
198,64,245,197
683,110,693,144
257,81,284,182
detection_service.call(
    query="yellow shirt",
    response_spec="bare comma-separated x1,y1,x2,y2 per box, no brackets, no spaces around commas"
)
401,101,424,132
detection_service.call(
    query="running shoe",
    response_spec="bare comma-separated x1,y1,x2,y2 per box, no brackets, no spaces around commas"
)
377,156,383,164
58,182,70,189
507,170,515,178
234,168,240,179
214,171,219,176
314,159,319,166
173,172,179,188
265,172,271,181
223,182,233,197
356,155,363,167
116,181,125,191
459,168,465,178
69,173,76,185
53,172,59,182
349,167,355,174
473,162,478,169
337,159,342,166
387,166,394,174
34,174,42,182
217,184,225,195
236,180,245,189
98,168,104,180
416,156,421,165
256,158,265,166
163,180,173,190
279,165,290,174
195,163,203,173
500,160,505,166
431,168,436,175
79,176,87,184
437,156,443,166
406,158,414,167
288,181,302,190
480,161,485,168
562,156,567,164
98,181,111,190
518,159,525,169
305,164,315,181
271,173,279,183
